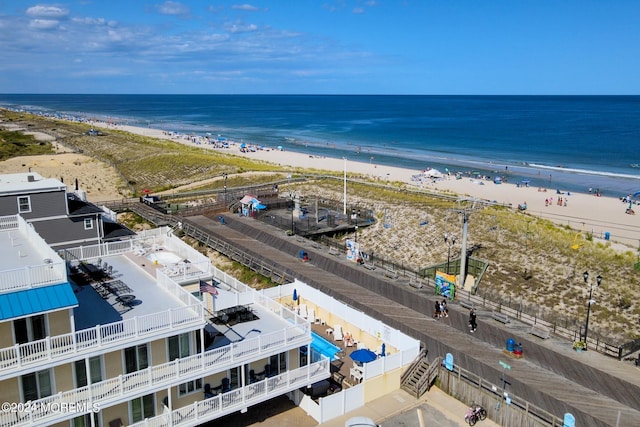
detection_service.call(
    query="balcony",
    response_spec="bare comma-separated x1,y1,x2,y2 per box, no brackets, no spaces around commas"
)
130,359,330,427
0,303,203,380
0,324,316,427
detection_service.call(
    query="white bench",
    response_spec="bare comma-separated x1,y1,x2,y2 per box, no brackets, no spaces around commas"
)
363,262,376,270
530,324,551,339
492,311,510,324
328,247,341,256
409,279,424,289
384,269,399,279
459,300,475,310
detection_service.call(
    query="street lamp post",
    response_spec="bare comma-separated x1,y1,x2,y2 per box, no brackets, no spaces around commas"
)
355,225,358,243
223,173,228,204
444,233,457,274
289,192,295,235
582,271,602,348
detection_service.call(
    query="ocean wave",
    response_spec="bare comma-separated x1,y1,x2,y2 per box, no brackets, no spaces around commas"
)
528,163,640,180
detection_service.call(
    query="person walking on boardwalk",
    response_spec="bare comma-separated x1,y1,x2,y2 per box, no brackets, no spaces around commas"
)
469,308,477,332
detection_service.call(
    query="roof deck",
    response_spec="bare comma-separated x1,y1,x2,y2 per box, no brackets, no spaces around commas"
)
71,253,195,330
0,215,66,293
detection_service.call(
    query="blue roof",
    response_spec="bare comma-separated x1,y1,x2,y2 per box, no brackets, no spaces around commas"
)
0,283,78,321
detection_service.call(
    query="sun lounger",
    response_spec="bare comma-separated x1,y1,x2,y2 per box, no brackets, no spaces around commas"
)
307,307,315,322
334,324,344,341
298,304,308,319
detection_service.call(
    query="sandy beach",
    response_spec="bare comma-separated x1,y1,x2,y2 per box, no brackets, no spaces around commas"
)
89,121,640,248
2,116,637,248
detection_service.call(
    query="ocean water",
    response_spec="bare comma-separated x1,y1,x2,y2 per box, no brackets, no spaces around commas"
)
1,94,639,195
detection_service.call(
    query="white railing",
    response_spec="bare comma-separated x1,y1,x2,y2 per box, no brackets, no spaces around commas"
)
0,304,203,379
0,325,315,427
0,262,67,293
0,215,66,293
129,359,330,427
0,215,20,231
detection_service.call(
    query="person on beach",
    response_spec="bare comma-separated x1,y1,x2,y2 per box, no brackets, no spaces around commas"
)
469,308,477,332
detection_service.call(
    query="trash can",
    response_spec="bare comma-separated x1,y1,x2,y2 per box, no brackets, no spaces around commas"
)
605,231,610,240
506,338,515,352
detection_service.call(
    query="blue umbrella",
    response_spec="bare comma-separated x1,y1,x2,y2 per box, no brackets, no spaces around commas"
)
349,349,377,363
293,289,298,301
380,343,386,357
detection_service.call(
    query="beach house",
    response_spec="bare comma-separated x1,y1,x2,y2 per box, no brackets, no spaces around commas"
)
0,172,134,249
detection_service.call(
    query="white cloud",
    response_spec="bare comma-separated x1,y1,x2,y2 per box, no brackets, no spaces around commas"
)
156,1,190,16
225,22,258,33
232,4,260,12
353,7,365,14
26,5,69,18
29,19,60,30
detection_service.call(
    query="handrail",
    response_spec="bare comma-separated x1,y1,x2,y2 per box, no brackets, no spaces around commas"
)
0,304,203,380
0,324,316,427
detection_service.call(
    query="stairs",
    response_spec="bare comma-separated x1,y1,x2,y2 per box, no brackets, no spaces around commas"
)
400,348,438,398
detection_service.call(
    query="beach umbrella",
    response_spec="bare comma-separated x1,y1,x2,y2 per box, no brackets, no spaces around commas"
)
380,343,386,357
293,288,298,302
240,143,247,148
349,349,377,363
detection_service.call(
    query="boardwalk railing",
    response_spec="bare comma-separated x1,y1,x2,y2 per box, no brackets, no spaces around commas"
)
99,195,628,358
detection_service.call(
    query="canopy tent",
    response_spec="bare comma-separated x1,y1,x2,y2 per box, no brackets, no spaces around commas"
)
423,168,443,179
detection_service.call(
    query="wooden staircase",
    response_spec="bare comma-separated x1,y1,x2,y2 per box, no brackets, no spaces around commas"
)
400,348,439,398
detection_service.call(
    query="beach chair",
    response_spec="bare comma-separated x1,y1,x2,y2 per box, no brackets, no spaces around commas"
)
298,304,308,319
334,324,344,341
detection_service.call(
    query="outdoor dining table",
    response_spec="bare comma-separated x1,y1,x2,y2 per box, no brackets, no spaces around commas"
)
116,294,136,307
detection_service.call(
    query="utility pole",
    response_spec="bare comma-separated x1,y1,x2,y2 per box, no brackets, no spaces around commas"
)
449,199,479,292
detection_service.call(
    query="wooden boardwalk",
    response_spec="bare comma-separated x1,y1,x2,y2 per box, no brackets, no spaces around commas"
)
186,213,640,427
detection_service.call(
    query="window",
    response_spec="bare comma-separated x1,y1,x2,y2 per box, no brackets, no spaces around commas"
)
74,356,103,387
124,345,149,374
167,333,191,361
72,412,100,427
178,378,202,396
191,291,203,301
131,394,155,423
84,218,93,230
14,315,47,344
21,369,53,401
17,196,31,213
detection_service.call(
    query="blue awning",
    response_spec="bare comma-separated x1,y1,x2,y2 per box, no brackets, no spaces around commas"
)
0,283,78,321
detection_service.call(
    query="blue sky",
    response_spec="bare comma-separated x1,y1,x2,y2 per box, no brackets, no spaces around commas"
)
0,1,638,94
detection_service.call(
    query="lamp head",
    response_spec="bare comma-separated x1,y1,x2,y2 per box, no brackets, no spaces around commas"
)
583,271,589,283
596,274,602,286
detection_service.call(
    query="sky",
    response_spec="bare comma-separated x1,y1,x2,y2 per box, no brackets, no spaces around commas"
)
0,1,638,95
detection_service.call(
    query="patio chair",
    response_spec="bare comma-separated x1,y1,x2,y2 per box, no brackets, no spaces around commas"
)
334,324,344,341
298,304,308,319
203,383,215,399
221,377,231,393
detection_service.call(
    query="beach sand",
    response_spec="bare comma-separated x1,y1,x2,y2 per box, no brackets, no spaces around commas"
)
0,126,125,201
3,115,640,340
99,122,639,248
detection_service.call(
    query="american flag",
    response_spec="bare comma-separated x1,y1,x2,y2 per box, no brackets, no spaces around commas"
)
200,280,218,296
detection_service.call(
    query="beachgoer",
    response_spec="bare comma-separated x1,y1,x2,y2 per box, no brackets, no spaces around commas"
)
545,198,549,207
469,308,477,332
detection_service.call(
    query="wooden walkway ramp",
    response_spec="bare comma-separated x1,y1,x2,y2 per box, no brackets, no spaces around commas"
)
185,213,640,427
